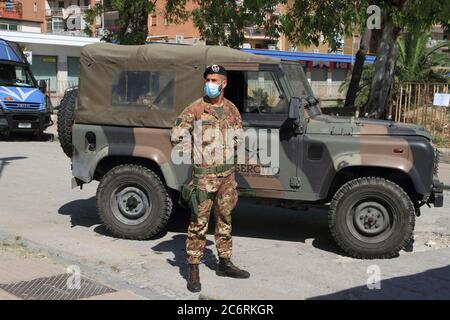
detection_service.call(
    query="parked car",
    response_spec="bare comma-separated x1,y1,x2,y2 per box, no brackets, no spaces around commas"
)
0,38,53,139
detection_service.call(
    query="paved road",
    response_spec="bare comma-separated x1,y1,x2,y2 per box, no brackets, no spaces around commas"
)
0,135,449,300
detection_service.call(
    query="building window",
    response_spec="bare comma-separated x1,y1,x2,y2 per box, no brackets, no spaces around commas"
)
52,17,65,32
46,18,52,32
8,24,18,31
151,15,157,27
111,70,175,112
0,23,20,31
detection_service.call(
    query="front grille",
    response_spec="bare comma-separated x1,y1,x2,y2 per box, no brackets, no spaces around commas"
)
12,114,39,121
3,102,41,111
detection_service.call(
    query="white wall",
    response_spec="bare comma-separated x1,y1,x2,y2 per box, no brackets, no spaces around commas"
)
24,43,84,97
20,21,42,33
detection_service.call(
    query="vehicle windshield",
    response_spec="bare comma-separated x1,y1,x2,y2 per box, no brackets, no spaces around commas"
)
281,62,322,117
0,63,36,87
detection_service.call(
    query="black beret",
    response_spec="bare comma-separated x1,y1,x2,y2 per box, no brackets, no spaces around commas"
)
203,64,227,78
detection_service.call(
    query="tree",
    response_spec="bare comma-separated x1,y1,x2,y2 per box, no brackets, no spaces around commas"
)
84,0,157,45
339,31,449,113
280,0,370,108
365,0,449,118
339,64,374,111
282,0,449,118
190,0,285,48
85,0,285,48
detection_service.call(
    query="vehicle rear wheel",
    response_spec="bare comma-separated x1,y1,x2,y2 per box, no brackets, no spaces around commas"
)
96,164,173,240
329,177,415,259
57,88,77,158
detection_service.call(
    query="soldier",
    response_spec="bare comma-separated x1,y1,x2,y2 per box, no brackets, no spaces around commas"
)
171,65,250,293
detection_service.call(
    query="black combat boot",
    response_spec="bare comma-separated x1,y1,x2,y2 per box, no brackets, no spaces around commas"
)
216,258,250,279
187,264,202,292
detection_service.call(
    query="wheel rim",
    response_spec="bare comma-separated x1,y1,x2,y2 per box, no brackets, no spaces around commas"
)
353,202,390,236
346,197,395,243
110,186,152,225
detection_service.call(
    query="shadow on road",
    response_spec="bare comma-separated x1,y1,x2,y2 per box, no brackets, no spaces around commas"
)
0,132,54,142
310,265,450,300
58,197,101,228
0,156,28,180
58,196,343,257
151,234,216,280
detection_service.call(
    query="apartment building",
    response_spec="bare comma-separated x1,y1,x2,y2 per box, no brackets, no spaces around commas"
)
0,0,99,102
147,0,201,44
0,0,45,32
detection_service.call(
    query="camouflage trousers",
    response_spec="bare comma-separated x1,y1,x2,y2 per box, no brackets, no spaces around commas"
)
186,172,238,265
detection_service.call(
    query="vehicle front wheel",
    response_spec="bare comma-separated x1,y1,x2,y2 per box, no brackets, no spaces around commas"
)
96,164,173,240
329,177,415,259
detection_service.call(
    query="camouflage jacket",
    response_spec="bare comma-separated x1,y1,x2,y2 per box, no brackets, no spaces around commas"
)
171,97,243,174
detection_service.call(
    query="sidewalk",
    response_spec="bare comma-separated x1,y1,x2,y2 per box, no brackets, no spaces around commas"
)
0,241,146,300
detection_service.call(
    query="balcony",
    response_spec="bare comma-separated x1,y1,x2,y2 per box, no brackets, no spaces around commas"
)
0,2,23,20
244,27,271,39
45,5,90,17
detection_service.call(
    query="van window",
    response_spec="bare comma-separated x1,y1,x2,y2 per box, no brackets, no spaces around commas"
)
111,70,175,112
245,71,289,114
0,63,35,87
225,70,289,115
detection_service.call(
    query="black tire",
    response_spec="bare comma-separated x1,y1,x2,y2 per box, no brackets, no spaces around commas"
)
329,177,415,259
57,88,78,158
96,164,173,240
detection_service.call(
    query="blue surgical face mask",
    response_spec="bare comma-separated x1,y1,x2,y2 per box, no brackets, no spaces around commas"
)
204,82,222,99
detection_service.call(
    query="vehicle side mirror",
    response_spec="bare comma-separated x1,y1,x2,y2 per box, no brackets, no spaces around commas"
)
288,97,301,122
38,80,47,94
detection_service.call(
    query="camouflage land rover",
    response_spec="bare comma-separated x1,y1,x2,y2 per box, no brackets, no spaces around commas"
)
58,43,444,259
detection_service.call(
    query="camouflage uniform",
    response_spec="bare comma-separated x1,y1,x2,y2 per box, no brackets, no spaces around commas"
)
171,97,243,264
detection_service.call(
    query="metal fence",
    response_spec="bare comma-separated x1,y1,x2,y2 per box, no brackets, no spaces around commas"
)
39,79,78,106
389,82,449,137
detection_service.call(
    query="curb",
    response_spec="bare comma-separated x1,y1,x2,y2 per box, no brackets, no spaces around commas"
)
0,231,181,300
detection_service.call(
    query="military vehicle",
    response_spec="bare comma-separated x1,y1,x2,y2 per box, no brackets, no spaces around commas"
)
58,43,443,259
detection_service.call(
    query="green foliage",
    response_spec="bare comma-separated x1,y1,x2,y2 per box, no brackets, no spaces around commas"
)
340,31,449,110
389,0,450,34
397,33,450,83
84,3,104,37
340,64,374,110
84,0,155,44
281,0,369,51
190,0,285,48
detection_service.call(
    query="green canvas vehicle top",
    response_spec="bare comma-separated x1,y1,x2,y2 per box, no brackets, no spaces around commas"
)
58,42,444,259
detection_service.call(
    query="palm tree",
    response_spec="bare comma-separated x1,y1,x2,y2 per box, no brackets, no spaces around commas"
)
396,32,450,83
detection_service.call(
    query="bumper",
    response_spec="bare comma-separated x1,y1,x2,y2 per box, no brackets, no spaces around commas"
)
0,111,53,133
428,178,444,208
